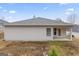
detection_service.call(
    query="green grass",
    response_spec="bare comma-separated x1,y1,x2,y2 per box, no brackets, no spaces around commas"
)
48,49,57,56
48,41,65,56
48,46,62,56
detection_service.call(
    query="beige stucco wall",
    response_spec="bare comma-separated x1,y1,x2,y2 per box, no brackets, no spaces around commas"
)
4,26,53,41
4,26,71,41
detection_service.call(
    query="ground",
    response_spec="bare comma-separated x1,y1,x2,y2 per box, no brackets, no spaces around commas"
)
0,41,48,56
49,38,79,56
0,38,79,56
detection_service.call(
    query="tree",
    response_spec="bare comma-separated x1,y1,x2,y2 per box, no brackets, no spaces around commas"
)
56,18,62,22
67,13,77,24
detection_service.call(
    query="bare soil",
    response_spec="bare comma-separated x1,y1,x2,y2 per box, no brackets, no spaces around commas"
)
0,41,48,56
0,38,79,56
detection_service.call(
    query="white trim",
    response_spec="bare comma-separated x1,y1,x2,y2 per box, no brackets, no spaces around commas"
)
51,27,53,40
70,28,72,40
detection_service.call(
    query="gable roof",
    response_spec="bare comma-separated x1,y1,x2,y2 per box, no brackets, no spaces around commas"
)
4,17,73,27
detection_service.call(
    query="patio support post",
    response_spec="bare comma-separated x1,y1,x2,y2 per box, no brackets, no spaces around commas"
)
51,28,53,40
70,28,72,40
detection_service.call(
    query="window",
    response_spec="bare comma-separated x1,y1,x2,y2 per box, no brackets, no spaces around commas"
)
46,28,51,36
53,28,57,35
58,29,61,36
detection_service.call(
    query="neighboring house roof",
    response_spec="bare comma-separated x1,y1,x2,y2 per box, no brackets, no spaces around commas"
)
0,19,9,25
4,17,73,27
72,24,79,32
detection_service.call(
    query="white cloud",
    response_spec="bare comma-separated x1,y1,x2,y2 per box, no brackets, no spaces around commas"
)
65,11,71,15
43,7,48,10
65,8,75,15
67,8,74,12
9,10,16,14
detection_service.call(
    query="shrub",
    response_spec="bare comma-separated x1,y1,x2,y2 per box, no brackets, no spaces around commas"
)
48,46,62,56
48,49,58,56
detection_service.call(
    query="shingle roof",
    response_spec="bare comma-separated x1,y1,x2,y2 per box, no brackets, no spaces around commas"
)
4,17,73,26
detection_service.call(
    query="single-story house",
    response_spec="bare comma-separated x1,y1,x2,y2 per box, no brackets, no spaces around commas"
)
4,17,73,41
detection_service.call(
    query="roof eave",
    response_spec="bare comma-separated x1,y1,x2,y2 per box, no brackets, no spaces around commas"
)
4,24,73,27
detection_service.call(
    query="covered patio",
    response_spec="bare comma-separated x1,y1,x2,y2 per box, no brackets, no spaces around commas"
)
53,26,72,41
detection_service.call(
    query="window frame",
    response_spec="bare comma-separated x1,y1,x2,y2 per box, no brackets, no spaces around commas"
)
46,28,51,36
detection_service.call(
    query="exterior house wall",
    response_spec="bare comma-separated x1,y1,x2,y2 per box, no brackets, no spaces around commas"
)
4,26,72,41
4,26,53,41
61,28,66,36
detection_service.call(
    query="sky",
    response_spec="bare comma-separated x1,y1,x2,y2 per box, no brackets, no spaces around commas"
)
0,3,79,24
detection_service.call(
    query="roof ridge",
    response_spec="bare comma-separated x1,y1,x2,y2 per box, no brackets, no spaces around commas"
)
12,17,54,23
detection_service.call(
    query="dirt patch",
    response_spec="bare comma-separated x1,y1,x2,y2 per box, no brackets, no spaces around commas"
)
1,38,79,56
0,41,48,56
